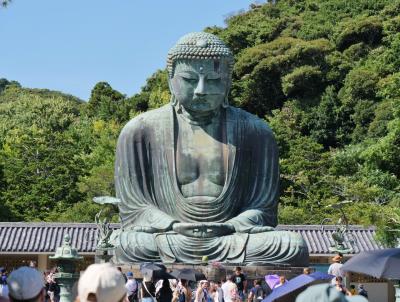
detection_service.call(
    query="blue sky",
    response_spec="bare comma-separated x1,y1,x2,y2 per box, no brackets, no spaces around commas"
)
0,1,256,100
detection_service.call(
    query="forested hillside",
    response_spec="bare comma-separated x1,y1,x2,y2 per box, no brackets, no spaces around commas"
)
1,0,399,246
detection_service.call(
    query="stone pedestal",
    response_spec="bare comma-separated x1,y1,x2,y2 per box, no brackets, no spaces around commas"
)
54,270,81,302
95,247,115,264
115,262,308,281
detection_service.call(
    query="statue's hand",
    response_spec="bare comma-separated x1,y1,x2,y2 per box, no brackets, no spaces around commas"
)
131,223,174,233
248,226,275,233
172,222,235,238
233,225,275,234
131,226,159,233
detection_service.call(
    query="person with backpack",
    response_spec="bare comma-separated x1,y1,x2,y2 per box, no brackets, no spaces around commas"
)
125,271,139,302
156,279,172,302
140,276,156,302
247,280,265,302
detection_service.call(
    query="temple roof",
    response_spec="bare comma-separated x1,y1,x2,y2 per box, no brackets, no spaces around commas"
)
0,222,383,256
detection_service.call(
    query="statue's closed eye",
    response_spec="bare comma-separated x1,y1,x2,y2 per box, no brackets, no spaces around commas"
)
178,71,198,81
182,77,198,84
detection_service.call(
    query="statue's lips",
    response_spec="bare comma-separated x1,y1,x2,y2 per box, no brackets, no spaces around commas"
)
192,98,208,103
191,104,211,112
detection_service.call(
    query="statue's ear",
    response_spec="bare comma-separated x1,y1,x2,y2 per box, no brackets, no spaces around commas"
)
167,77,174,94
168,77,177,106
222,78,231,108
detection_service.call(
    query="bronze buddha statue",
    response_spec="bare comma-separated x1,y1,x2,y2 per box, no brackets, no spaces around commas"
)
112,32,308,265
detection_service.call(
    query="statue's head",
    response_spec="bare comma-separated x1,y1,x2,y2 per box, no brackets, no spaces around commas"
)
167,32,234,114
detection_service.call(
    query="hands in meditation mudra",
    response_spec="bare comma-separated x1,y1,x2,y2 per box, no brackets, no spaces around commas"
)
112,32,308,265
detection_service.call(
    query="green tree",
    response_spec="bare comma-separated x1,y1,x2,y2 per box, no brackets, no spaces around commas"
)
86,82,127,122
1,0,11,7
0,90,87,221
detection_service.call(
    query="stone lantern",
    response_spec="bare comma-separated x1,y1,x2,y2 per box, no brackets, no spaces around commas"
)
50,234,83,302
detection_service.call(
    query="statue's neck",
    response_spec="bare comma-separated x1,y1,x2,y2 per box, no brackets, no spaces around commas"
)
176,105,221,126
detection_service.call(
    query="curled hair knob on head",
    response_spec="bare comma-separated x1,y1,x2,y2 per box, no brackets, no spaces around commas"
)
167,32,234,78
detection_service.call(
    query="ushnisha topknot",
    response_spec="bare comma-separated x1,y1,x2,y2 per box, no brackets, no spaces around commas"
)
167,32,234,77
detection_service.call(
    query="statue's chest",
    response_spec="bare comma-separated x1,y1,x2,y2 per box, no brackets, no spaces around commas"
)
175,122,227,187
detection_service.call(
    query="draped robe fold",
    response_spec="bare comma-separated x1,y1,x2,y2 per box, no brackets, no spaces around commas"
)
114,104,308,265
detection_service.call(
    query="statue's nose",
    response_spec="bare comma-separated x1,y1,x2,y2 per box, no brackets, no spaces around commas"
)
194,77,206,97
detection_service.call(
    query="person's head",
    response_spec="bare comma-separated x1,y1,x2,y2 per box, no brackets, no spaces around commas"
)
180,279,188,287
229,275,235,282
199,280,208,290
28,261,37,268
77,263,126,302
332,254,343,263
7,266,45,302
170,279,177,291
358,284,364,290
350,285,355,290
335,276,343,286
167,32,234,115
126,271,133,279
235,267,242,275
254,279,261,286
303,268,311,275
209,282,217,292
45,273,55,284
116,267,122,272
279,276,286,284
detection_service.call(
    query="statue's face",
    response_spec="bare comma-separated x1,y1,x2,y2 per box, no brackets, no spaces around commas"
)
170,59,230,113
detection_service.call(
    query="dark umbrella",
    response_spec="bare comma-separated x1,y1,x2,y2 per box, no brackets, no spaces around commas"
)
170,268,206,281
342,248,400,279
262,272,334,302
140,263,173,280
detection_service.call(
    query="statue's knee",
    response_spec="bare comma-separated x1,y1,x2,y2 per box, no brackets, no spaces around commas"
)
120,231,157,249
115,231,160,263
288,232,307,248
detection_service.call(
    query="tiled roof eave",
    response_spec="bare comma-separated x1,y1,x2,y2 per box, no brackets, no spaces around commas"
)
0,223,383,255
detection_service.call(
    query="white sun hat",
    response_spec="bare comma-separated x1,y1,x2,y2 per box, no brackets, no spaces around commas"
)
78,263,127,302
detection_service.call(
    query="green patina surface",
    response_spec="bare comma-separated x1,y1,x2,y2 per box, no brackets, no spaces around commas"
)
111,32,309,265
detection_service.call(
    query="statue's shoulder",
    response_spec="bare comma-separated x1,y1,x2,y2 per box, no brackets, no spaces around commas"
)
228,106,273,135
120,105,171,134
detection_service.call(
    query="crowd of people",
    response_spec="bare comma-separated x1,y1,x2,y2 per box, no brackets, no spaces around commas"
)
0,261,370,302
0,261,61,302
327,253,368,299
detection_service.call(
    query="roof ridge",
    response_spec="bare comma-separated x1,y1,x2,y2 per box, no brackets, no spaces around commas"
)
0,222,376,230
